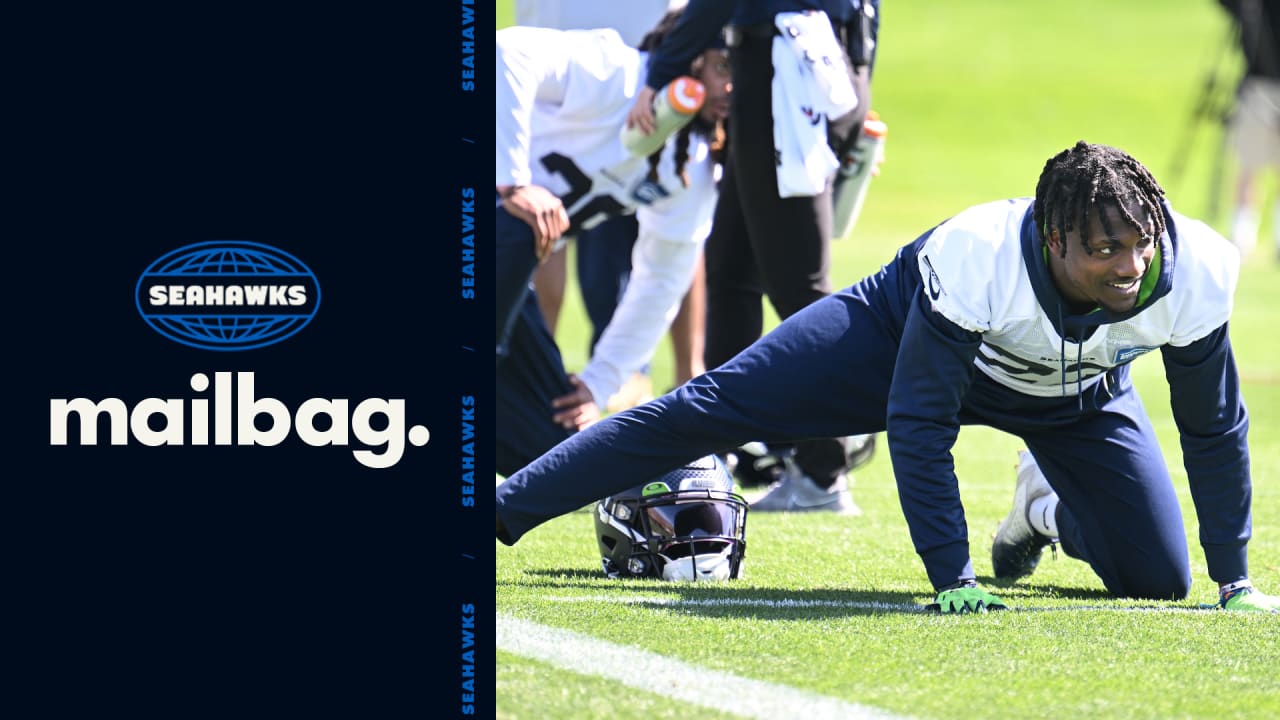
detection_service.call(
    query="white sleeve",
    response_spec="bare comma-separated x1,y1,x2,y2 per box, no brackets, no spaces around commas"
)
1167,214,1240,346
575,156,716,402
916,226,997,333
496,27,571,187
576,228,701,404
495,27,636,188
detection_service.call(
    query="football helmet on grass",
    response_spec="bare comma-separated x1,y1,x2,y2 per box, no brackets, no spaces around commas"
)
595,454,748,581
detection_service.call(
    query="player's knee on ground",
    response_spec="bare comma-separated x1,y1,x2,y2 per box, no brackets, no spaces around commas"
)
1107,558,1192,601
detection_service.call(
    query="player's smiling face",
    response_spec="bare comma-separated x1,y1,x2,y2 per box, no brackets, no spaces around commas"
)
692,49,732,124
1046,199,1156,314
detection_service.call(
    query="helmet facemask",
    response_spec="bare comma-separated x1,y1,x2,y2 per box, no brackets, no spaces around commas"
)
597,472,748,582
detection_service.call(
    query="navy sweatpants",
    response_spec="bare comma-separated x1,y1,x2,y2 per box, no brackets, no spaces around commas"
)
496,293,574,477
495,203,541,358
495,205,574,477
497,249,1192,599
496,205,656,477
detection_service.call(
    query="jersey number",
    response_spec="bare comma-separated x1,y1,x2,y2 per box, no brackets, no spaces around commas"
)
540,152,627,231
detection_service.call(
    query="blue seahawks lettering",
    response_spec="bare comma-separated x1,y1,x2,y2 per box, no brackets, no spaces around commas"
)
1114,346,1158,364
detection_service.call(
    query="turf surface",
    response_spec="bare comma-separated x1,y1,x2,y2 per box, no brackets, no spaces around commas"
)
495,2,1280,717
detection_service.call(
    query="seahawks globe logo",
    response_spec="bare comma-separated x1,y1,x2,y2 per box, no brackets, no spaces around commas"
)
136,241,321,351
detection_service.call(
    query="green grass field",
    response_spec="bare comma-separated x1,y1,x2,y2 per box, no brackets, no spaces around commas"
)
496,2,1280,718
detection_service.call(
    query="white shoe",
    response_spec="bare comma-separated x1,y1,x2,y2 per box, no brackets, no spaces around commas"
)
750,458,861,515
991,450,1058,580
844,433,877,471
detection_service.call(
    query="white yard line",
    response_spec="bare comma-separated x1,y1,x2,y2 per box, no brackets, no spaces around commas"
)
545,595,1218,614
497,613,910,720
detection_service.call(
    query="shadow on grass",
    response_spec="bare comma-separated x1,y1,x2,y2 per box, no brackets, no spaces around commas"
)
979,576,1116,601
521,568,604,581
510,569,932,618
505,569,1141,617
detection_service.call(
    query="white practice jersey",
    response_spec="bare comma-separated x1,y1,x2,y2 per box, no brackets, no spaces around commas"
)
496,25,717,246
916,197,1239,398
496,25,720,404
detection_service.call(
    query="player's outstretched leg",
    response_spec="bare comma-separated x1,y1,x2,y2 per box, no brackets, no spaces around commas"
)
498,284,898,543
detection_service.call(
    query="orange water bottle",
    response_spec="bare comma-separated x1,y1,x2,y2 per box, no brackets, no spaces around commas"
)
832,110,887,240
621,76,707,158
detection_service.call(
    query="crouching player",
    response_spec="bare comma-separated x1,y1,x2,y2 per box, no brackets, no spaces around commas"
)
498,141,1278,613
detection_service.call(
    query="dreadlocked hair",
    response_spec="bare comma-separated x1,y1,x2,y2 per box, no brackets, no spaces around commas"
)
648,124,694,187
1034,141,1167,258
637,7,731,187
643,111,729,187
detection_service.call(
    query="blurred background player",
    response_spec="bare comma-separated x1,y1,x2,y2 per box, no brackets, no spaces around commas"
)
1218,0,1280,259
495,9,732,476
628,1,882,514
515,0,707,412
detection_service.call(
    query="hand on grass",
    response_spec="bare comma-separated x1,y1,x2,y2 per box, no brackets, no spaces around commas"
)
929,582,1009,614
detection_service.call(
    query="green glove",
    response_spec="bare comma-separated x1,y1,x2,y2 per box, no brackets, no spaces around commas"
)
1221,584,1280,613
929,582,1009,614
